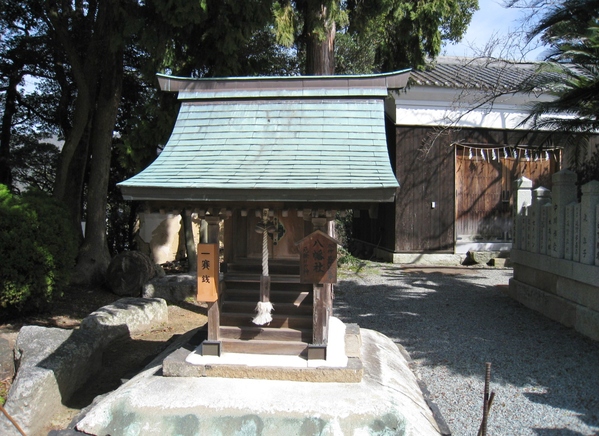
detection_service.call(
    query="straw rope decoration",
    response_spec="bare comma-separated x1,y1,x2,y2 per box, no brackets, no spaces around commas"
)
252,209,274,325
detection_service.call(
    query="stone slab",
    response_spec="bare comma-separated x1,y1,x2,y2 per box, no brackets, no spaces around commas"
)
143,274,197,302
75,328,442,436
508,278,599,341
0,326,101,436
80,297,168,347
0,298,169,436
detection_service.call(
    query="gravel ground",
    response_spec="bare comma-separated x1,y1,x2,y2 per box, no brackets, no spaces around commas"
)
334,263,599,436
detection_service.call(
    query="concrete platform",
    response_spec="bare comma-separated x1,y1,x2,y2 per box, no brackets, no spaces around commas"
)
163,317,363,383
74,325,442,435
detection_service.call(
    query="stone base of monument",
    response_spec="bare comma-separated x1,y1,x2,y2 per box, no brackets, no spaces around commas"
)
162,317,363,383
74,319,443,436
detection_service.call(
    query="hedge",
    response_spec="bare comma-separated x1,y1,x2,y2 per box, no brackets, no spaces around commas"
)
0,185,78,317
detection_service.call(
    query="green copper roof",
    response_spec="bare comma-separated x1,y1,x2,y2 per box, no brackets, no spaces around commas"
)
119,72,409,203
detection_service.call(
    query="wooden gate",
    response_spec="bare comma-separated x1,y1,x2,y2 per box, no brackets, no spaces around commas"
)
455,147,556,242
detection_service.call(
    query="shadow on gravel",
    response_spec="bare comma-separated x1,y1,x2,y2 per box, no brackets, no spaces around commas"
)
334,266,599,433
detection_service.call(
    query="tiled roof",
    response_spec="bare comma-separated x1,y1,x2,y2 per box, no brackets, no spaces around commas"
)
118,71,410,203
409,57,537,91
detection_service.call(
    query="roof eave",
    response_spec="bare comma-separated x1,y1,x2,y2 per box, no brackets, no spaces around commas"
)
156,70,411,94
119,186,398,203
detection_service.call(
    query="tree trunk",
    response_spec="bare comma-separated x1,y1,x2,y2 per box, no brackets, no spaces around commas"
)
71,44,124,285
0,68,24,188
303,1,336,75
50,1,105,241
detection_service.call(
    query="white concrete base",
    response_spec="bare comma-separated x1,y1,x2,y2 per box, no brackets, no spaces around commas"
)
75,328,442,436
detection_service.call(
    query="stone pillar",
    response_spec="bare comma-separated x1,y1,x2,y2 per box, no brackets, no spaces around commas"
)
596,204,599,266
551,170,578,259
580,181,599,264
539,203,552,254
531,187,551,254
573,204,581,262
565,203,574,260
513,177,533,250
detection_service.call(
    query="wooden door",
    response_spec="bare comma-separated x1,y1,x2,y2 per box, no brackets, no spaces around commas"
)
456,147,556,242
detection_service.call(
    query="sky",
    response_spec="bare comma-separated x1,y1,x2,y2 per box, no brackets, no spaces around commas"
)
442,0,549,61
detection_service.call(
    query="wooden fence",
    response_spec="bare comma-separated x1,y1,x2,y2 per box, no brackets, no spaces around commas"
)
508,169,599,341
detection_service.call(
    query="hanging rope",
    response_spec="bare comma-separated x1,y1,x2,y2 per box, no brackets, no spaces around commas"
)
253,209,274,325
262,223,269,278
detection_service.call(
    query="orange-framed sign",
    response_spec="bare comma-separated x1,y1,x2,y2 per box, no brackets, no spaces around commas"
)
197,243,219,302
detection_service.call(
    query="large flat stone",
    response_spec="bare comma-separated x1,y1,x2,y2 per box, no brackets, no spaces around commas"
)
0,298,169,436
0,326,101,436
75,328,442,436
80,297,168,347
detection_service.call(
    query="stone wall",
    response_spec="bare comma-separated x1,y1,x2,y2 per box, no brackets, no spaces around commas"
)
509,170,599,341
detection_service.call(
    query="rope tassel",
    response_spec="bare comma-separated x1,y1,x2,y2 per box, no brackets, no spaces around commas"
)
252,209,274,325
253,301,274,325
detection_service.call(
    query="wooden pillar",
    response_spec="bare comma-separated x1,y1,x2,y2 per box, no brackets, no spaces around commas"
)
310,215,335,350
205,215,221,343
205,216,220,244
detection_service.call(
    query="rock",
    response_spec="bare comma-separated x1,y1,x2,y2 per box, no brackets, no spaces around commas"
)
0,326,102,436
463,250,504,265
80,298,168,347
0,337,14,381
487,257,511,267
105,251,155,297
0,298,169,436
143,274,197,302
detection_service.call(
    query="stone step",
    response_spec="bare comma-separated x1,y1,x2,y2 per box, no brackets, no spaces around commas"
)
220,338,308,356
224,288,312,304
219,325,312,343
226,260,300,276
224,274,311,291
222,300,312,315
220,312,313,329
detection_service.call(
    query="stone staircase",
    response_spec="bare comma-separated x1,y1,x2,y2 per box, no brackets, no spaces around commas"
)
219,260,313,356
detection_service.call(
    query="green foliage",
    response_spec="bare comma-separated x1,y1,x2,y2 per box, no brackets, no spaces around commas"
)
335,32,381,74
11,137,60,194
576,147,599,187
0,185,77,318
521,0,599,135
346,0,478,70
335,210,353,249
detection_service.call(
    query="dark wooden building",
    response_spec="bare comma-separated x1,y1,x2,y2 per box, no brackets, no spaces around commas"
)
354,58,559,263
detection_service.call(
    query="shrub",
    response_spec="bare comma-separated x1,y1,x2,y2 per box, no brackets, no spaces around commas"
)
0,185,78,318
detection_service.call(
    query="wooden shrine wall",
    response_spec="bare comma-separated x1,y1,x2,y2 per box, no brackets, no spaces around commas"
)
389,126,558,253
393,126,456,252
228,209,312,261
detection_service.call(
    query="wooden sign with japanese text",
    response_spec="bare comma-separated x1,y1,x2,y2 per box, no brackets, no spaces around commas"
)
197,243,219,302
297,230,338,284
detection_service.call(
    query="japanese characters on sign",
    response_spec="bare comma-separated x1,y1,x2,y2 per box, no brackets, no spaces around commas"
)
298,230,338,284
196,243,219,302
